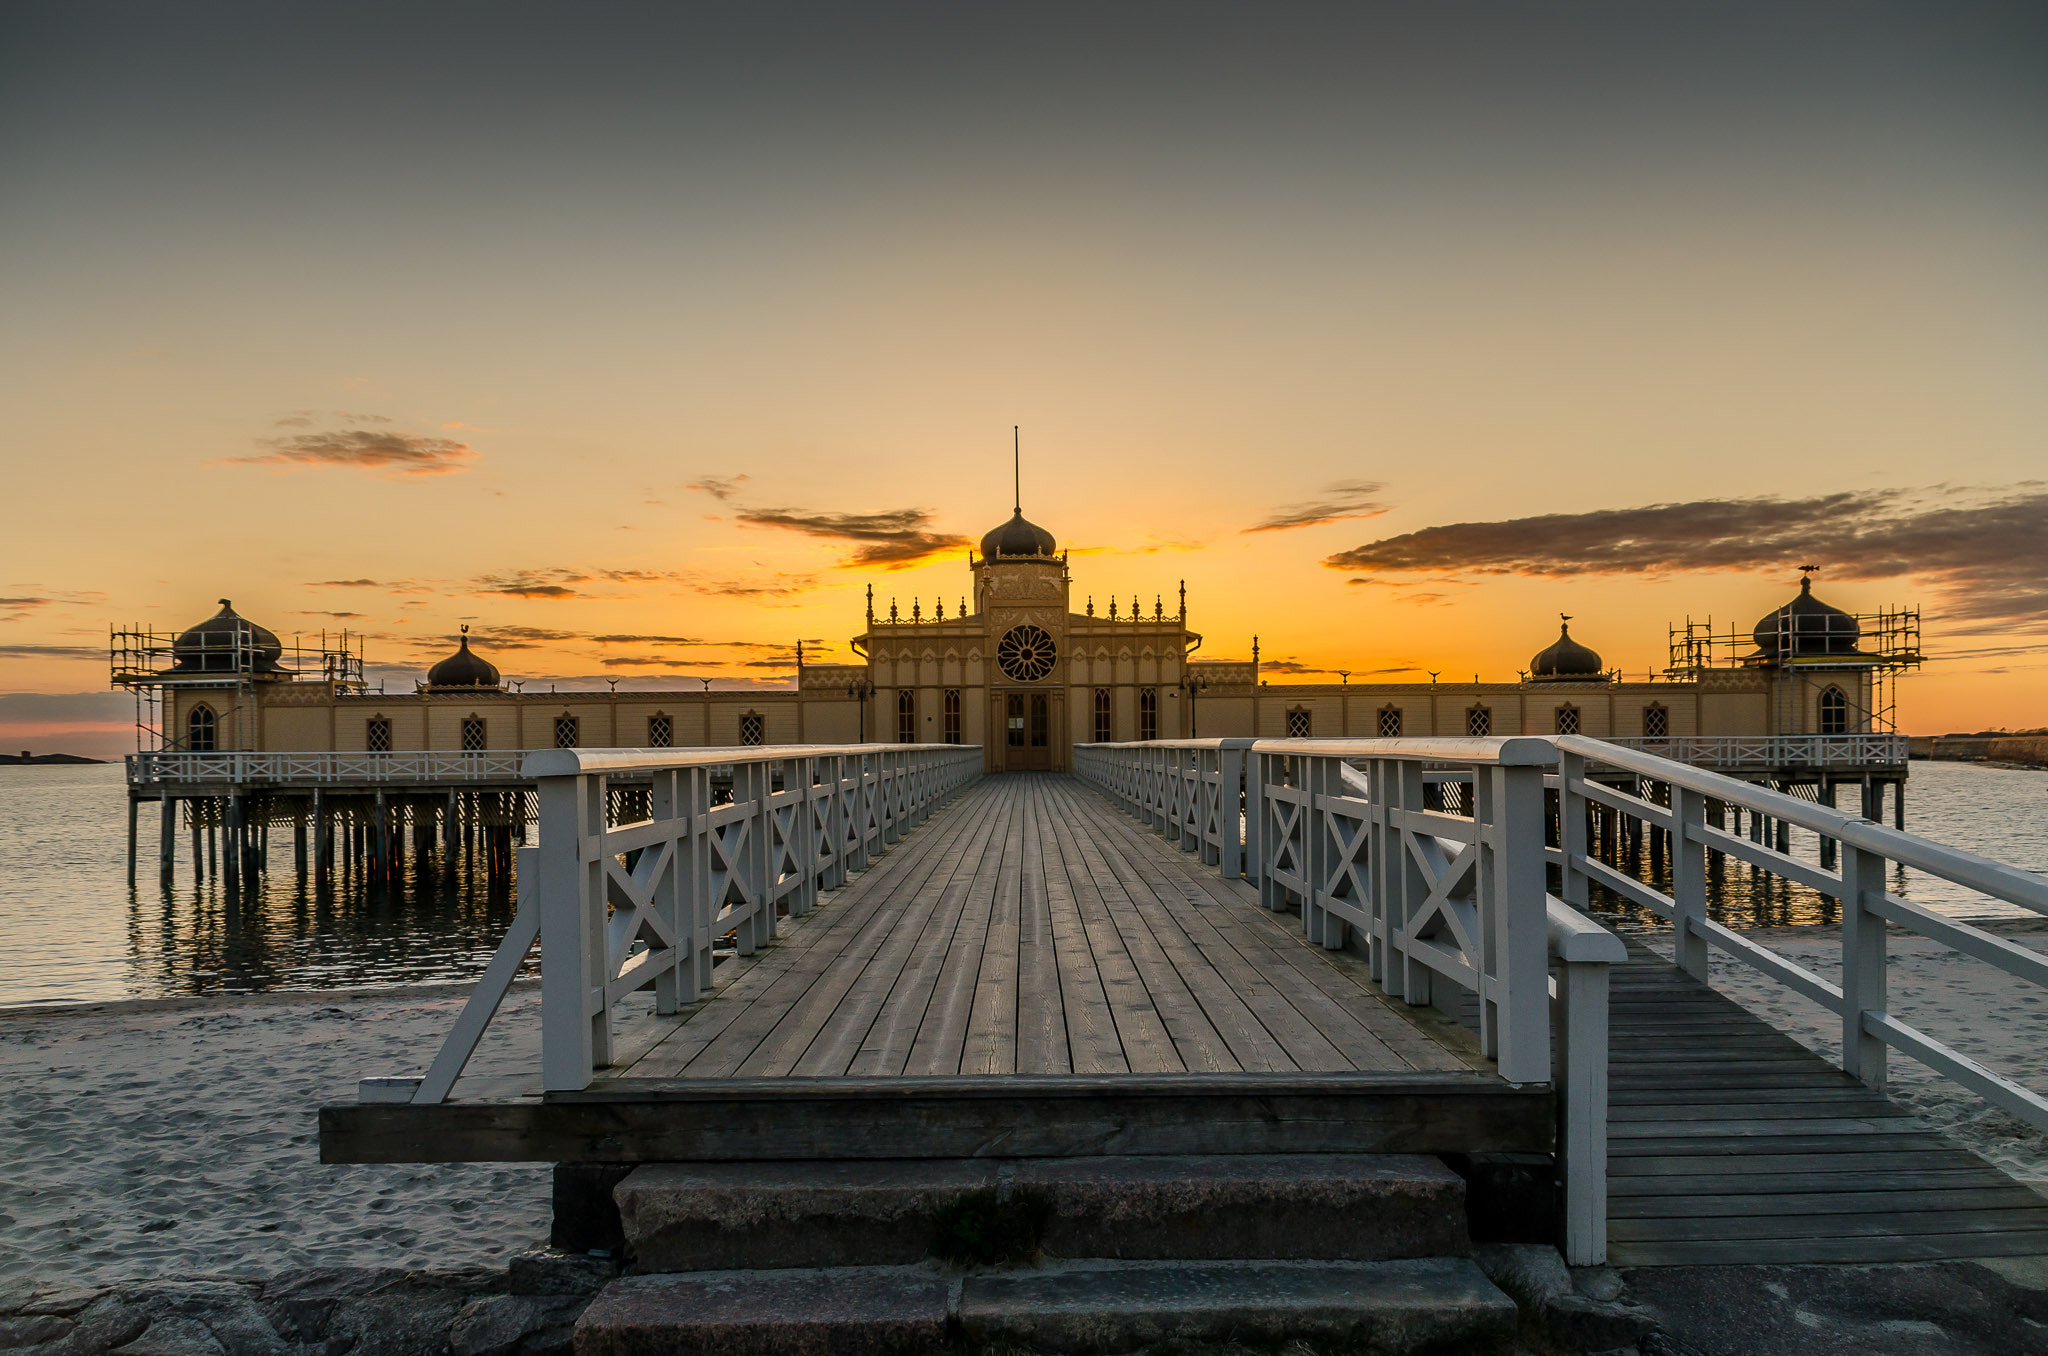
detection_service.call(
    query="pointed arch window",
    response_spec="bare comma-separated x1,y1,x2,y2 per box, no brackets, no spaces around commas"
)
1555,704,1581,736
1092,687,1112,743
1139,688,1158,741
647,713,673,747
461,716,487,751
1819,686,1849,736
554,714,580,748
187,704,217,752
1642,704,1669,739
897,689,917,743
366,717,392,752
1466,705,1491,737
1286,706,1313,738
1377,705,1403,738
738,710,765,746
943,689,962,744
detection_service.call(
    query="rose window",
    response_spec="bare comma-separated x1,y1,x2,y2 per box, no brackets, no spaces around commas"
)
996,624,1057,682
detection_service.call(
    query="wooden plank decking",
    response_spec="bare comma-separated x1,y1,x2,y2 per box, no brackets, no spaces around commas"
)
1606,945,2048,1265
616,775,1486,1082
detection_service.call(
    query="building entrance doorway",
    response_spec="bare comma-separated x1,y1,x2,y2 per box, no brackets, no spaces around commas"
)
1003,691,1052,770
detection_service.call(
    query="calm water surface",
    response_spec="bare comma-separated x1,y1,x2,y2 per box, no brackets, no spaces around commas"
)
1,759,2044,1007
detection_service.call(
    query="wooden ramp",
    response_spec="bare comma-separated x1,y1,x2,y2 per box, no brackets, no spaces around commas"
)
323,775,1548,1164
1607,946,2048,1265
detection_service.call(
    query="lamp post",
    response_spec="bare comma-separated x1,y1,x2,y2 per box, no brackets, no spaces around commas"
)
1173,673,1210,738
846,679,875,742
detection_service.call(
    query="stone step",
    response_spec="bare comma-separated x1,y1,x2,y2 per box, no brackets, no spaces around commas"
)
614,1153,1470,1271
573,1258,1518,1355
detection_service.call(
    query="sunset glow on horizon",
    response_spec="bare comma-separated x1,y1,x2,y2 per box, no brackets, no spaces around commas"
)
4,3,2045,754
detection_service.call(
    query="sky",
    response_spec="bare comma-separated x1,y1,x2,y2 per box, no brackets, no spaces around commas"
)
2,2,2045,755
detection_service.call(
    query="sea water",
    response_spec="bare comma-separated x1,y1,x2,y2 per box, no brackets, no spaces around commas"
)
1,759,2043,1007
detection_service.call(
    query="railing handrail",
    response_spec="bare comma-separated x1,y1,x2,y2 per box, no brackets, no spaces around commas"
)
1558,735,2048,914
1079,735,1561,766
522,742,965,777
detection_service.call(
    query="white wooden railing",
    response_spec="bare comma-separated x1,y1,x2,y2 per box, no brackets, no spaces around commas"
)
365,744,981,1105
1075,736,1625,1266
1552,734,2048,1131
130,749,534,785
1595,733,1907,770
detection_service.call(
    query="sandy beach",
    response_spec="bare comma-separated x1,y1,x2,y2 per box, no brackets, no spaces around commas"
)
0,986,563,1288
6,930,2048,1291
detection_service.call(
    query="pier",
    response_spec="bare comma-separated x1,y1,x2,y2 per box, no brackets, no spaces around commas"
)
302,733,2048,1289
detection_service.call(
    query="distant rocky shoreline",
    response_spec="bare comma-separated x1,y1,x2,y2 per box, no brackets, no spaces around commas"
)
0,752,105,766
1910,734,2048,769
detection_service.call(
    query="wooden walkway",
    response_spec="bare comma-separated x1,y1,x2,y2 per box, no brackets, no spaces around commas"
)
612,774,1485,1081
1606,945,2048,1265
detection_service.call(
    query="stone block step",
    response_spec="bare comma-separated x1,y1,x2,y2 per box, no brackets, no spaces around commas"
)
573,1258,1517,1355
615,1154,1468,1271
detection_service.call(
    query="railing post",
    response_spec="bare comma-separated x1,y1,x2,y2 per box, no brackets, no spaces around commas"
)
793,755,818,916
1483,763,1551,1084
1553,954,1611,1265
1670,784,1708,981
1558,749,1590,910
1305,755,1343,949
540,770,607,1092
1841,838,1889,1085
1218,741,1248,877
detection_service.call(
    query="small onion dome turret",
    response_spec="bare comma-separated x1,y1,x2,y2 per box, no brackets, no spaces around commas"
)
167,599,289,674
1528,617,1605,682
426,628,502,688
980,508,1057,559
1751,575,1861,659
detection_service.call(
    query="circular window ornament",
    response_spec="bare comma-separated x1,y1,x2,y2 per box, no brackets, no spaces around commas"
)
997,624,1058,683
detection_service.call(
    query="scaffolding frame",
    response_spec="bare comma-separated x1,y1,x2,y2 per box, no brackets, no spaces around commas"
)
1664,606,1922,734
110,626,369,752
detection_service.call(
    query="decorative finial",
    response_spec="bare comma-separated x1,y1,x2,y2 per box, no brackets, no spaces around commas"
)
1154,594,1162,619
912,598,920,621
889,598,898,621
1086,595,1094,617
1013,425,1021,513
1108,596,1117,619
959,596,966,618
1252,635,1260,665
220,598,232,609
460,623,469,636
866,583,874,622
1178,580,1186,619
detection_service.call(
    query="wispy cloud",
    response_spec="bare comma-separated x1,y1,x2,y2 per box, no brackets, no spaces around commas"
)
226,414,475,477
0,644,105,660
1327,485,2048,632
475,569,590,599
1245,480,1389,534
688,480,964,569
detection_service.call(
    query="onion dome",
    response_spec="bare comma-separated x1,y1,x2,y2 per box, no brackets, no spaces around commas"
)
167,599,288,674
426,627,502,688
1751,575,1861,659
1529,617,1605,682
979,508,1057,559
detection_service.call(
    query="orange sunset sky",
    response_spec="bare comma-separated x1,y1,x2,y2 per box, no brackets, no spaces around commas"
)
3,4,2045,756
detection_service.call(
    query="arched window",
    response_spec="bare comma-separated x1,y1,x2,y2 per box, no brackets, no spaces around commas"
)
1377,706,1403,738
461,716,487,751
1555,704,1580,736
1139,688,1158,741
738,711,765,746
943,689,962,744
1092,687,1112,743
187,704,217,752
554,714,579,748
1642,704,1669,739
1819,686,1849,735
897,690,917,743
647,713,672,747
1466,706,1491,737
366,717,392,752
1286,706,1313,738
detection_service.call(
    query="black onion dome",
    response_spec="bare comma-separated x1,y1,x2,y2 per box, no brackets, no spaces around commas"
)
427,630,501,688
1529,620,1605,681
1751,576,1861,659
168,599,288,674
979,509,1057,559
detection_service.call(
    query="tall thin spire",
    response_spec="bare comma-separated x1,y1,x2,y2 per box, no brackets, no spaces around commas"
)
1013,425,1021,513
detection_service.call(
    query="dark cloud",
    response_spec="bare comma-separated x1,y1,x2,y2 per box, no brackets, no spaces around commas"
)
229,420,477,477
307,577,432,593
293,609,365,619
591,634,705,646
696,576,817,597
475,569,589,599
0,596,53,621
735,506,968,569
1327,486,2048,632
0,644,104,660
1245,480,1390,534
